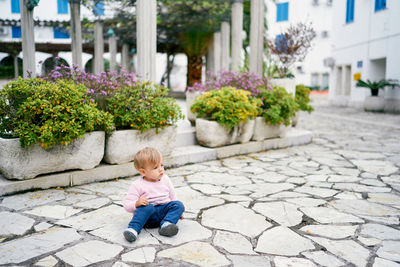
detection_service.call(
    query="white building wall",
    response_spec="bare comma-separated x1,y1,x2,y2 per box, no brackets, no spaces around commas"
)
266,0,332,87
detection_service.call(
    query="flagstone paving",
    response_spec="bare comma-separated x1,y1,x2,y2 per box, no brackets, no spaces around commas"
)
0,105,400,266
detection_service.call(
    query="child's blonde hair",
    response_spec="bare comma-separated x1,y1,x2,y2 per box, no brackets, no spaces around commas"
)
134,147,162,170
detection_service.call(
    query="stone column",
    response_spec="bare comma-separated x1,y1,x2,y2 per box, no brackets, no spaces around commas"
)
221,21,230,71
13,54,19,78
20,0,36,77
206,38,215,77
213,31,221,74
231,0,243,72
70,0,82,69
137,0,156,81
250,0,264,76
94,20,104,74
107,29,117,72
121,43,129,71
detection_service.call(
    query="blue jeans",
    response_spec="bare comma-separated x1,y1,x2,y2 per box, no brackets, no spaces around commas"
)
128,200,185,234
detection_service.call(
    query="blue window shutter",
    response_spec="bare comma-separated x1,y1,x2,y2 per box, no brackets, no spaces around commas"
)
276,2,289,22
12,26,21,38
57,0,69,14
11,0,20,14
93,1,105,15
346,0,354,23
375,0,386,12
276,34,288,53
54,27,70,39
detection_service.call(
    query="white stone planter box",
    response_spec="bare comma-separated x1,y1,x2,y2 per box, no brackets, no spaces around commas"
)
270,78,296,96
0,131,105,180
186,91,203,124
252,117,289,141
364,96,384,112
104,126,177,164
195,118,255,148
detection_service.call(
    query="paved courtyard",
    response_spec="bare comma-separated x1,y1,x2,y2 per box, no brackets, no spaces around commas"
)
0,101,400,266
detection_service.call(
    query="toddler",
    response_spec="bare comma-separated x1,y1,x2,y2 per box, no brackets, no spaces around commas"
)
123,147,185,242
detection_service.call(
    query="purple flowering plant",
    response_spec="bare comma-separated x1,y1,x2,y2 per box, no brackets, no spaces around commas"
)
187,71,272,97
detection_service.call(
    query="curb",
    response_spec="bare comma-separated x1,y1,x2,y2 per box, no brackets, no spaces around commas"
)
0,129,313,196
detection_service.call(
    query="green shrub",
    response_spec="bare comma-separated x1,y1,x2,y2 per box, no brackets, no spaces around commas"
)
190,87,261,130
295,84,314,113
107,80,183,132
259,86,299,126
0,78,114,149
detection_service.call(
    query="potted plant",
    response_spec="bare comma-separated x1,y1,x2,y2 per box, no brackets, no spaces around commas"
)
356,79,399,112
266,23,316,95
292,84,314,127
0,78,113,180
186,71,269,124
104,81,184,164
252,86,299,141
190,87,261,147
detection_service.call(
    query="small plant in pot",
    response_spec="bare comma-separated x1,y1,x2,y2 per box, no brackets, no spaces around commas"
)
0,78,114,180
190,87,261,147
252,86,299,141
356,79,399,112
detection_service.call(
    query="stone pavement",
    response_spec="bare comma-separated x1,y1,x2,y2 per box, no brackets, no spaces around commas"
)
0,104,400,267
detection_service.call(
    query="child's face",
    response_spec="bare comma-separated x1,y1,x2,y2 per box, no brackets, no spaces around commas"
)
140,159,164,182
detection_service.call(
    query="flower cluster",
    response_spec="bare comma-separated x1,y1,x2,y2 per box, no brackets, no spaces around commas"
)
187,71,272,96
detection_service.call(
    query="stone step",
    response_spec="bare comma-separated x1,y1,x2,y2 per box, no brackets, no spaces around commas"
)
0,129,313,196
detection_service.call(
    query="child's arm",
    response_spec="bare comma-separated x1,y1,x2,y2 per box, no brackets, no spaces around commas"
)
123,183,141,213
165,175,177,201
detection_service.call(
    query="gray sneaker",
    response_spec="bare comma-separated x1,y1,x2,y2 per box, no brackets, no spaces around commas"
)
158,223,179,237
123,228,137,242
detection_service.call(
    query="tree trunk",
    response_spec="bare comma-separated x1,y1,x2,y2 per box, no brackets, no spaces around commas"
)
187,54,203,89
371,88,379,96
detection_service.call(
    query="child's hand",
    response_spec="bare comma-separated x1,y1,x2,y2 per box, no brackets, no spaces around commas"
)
136,197,148,207
180,215,184,220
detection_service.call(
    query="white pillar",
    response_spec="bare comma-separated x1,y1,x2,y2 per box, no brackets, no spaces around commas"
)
20,0,35,77
221,21,230,71
108,34,117,72
70,0,82,69
121,43,129,71
94,21,104,74
13,54,19,78
213,31,221,74
250,0,264,76
137,0,156,81
231,0,243,72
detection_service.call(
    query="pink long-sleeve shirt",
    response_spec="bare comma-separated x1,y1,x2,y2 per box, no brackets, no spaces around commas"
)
123,174,176,214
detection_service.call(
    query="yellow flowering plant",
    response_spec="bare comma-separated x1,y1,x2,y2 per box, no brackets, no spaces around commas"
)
0,78,114,149
190,87,261,130
107,81,184,132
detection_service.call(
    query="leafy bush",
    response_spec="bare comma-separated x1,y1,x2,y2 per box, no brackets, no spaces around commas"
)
190,87,261,130
107,81,184,132
0,78,114,149
295,84,314,113
259,86,299,126
188,71,271,97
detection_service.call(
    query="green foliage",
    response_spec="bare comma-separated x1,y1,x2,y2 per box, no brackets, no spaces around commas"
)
190,87,261,131
295,84,314,113
107,81,183,132
356,79,399,96
259,86,299,126
0,78,114,149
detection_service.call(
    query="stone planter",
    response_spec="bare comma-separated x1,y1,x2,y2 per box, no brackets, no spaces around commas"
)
252,117,289,141
195,118,255,148
186,91,203,125
292,112,299,127
270,78,296,96
364,96,384,112
104,126,177,164
0,131,105,180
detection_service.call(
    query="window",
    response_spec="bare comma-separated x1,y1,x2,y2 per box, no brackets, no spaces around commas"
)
375,0,386,12
54,27,70,39
12,26,21,38
57,0,69,14
346,0,354,23
11,0,20,14
276,2,289,22
93,1,105,16
276,34,288,52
